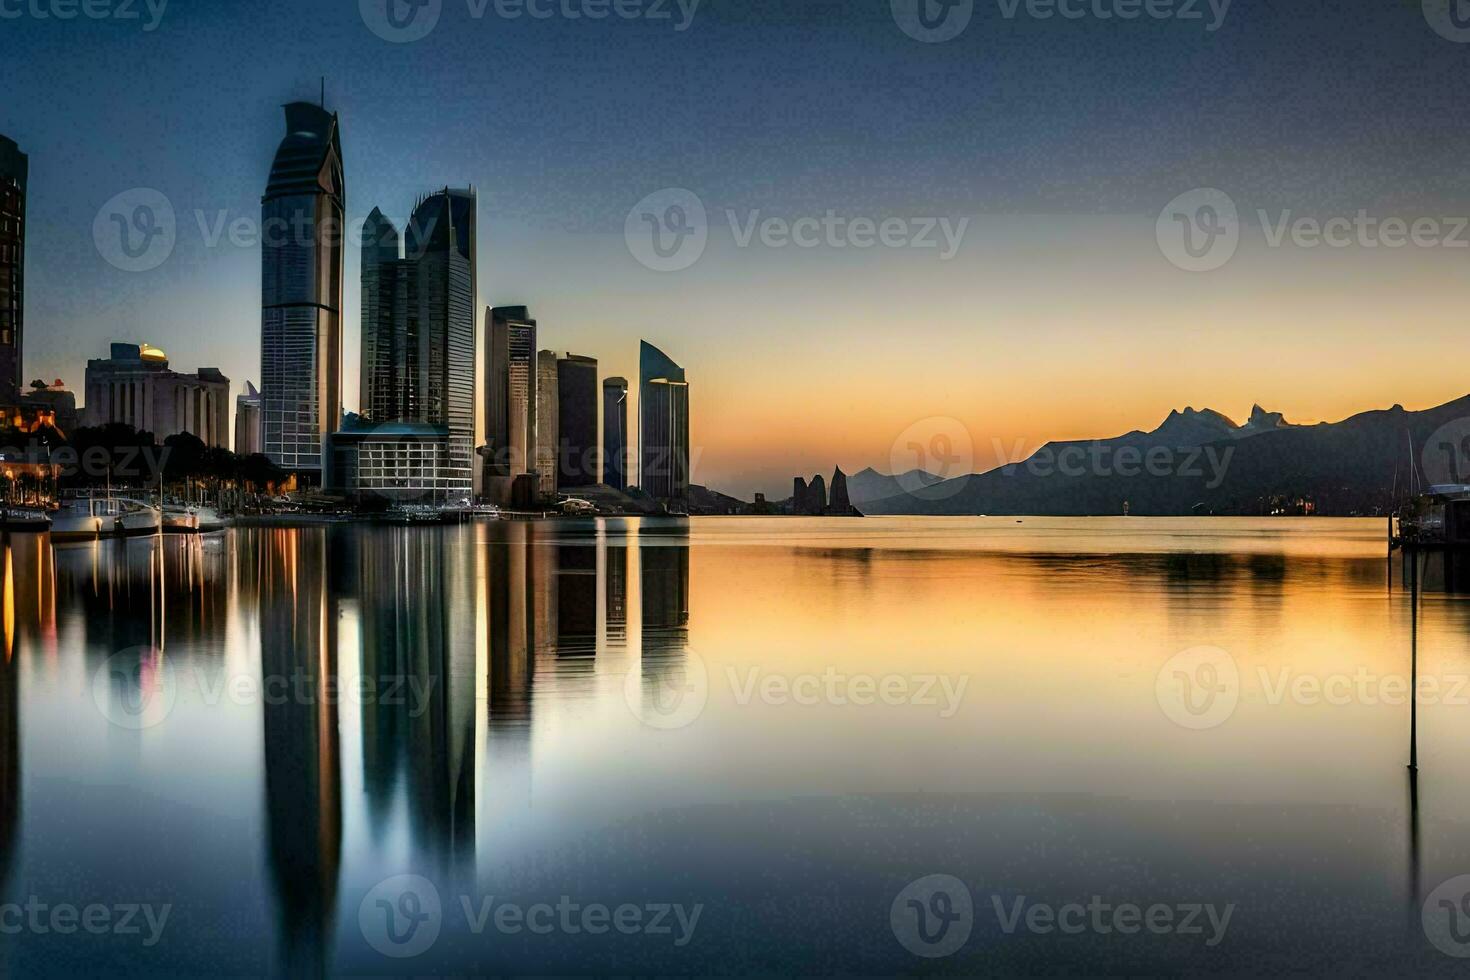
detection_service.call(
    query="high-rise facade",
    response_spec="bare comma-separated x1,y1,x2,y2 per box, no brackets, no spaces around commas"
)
534,350,558,495
484,306,537,496
602,376,628,490
260,101,344,480
405,188,476,484
358,207,404,423
557,353,598,489
0,135,26,402
638,341,689,503
356,189,477,488
236,381,262,456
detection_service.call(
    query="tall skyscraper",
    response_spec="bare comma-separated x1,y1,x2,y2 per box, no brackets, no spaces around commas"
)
358,207,403,423
236,381,262,456
534,350,558,496
484,305,537,496
405,188,476,483
639,340,689,503
557,353,598,489
260,101,344,480
357,189,477,488
602,376,628,490
0,136,26,403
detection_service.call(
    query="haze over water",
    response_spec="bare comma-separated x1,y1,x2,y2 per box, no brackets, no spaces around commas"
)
1,517,1468,974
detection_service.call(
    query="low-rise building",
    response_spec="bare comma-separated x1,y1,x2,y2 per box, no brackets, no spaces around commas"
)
325,418,473,505
82,343,230,447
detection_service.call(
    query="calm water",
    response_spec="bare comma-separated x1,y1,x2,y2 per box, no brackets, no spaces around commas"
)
2,516,1469,975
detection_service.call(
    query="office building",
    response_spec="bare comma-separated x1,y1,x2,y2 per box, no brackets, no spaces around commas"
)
353,189,476,490
82,343,230,446
358,207,403,424
602,376,628,490
484,306,537,501
535,350,558,496
236,381,262,456
557,353,598,488
638,340,689,503
325,418,471,505
0,136,25,402
260,101,344,480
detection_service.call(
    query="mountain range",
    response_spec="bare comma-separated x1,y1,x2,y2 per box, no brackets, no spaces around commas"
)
846,396,1470,516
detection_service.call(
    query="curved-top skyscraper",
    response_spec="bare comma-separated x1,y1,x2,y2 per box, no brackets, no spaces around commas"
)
638,340,689,504
261,101,344,480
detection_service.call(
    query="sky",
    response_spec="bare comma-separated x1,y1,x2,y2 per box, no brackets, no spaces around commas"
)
5,0,1470,498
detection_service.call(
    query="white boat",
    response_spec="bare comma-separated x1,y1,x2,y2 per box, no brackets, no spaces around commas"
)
115,498,162,536
194,506,226,533
50,497,107,540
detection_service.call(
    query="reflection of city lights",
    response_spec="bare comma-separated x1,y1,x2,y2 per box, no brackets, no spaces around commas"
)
2,546,11,662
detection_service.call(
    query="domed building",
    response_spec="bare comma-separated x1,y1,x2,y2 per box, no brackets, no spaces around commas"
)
81,342,230,447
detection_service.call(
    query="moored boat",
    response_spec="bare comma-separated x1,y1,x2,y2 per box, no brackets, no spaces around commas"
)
2,507,52,532
50,496,106,540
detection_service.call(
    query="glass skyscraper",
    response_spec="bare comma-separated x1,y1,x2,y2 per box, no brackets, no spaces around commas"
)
602,376,629,491
638,340,689,503
260,102,344,479
405,188,476,485
0,135,26,402
484,305,538,494
557,353,598,489
357,189,477,489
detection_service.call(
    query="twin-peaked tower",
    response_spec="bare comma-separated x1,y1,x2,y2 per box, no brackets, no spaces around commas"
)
358,188,478,487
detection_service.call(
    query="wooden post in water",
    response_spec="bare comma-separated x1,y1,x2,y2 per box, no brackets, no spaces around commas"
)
1409,549,1419,772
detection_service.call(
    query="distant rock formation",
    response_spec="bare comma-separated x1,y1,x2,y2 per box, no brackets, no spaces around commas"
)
827,466,862,516
781,468,861,516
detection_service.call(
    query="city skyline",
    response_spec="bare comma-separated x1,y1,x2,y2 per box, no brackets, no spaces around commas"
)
8,4,1470,498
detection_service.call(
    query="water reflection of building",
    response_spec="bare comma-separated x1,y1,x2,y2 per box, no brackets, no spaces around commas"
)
604,530,628,648
0,542,19,893
355,527,476,874
557,534,597,657
640,520,690,649
256,529,341,977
